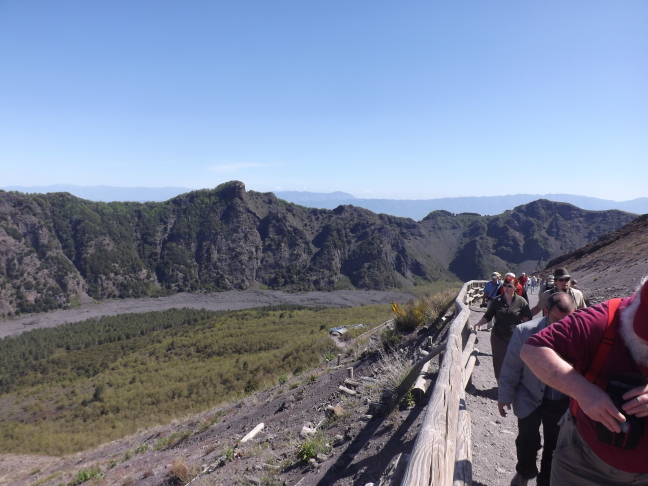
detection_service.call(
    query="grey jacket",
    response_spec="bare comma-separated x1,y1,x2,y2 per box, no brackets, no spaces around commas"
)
497,316,566,419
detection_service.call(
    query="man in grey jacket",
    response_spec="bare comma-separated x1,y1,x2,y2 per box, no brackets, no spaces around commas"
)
498,292,577,486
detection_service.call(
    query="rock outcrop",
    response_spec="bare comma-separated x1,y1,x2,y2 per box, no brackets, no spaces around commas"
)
0,182,638,315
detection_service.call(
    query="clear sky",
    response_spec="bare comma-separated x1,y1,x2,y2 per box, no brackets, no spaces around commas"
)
1,1,646,200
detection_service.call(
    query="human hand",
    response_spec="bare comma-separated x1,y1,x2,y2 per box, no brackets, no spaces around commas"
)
498,403,511,417
622,384,648,418
576,383,625,433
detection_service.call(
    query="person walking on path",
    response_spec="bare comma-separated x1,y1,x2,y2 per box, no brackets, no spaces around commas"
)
531,267,586,316
482,272,502,307
474,275,533,381
521,277,648,486
498,293,577,486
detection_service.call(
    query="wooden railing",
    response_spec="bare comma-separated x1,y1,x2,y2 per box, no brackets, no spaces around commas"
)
400,280,486,486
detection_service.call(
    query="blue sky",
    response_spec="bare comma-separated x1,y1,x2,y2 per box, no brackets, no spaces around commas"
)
1,1,646,200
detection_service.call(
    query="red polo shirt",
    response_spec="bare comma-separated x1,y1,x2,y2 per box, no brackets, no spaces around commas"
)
526,299,648,473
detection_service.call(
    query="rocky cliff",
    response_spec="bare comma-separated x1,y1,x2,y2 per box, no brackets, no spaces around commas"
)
0,182,637,316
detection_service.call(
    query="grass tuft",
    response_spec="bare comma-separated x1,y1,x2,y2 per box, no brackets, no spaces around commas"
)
167,457,200,485
297,432,332,463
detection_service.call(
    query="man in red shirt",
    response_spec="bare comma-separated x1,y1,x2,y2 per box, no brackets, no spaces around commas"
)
520,278,648,485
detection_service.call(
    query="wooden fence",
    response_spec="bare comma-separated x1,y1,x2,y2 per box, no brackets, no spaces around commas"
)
400,280,486,486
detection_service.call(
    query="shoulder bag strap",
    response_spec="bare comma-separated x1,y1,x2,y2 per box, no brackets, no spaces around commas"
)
570,298,623,416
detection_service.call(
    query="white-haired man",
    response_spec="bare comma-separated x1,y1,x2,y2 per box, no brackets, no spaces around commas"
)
521,278,648,485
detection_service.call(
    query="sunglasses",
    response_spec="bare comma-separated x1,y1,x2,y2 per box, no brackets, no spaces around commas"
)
503,284,515,288
556,277,570,282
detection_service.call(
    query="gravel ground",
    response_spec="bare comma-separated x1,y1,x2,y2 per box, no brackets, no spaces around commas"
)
465,291,541,486
0,289,419,339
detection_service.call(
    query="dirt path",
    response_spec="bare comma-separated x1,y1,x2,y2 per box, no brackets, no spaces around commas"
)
0,289,418,339
466,290,540,486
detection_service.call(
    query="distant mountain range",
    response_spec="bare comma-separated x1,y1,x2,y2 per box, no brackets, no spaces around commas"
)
0,181,637,316
283,193,648,219
3,184,646,219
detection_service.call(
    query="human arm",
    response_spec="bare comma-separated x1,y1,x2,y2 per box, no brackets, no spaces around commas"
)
474,299,496,330
520,343,625,433
530,290,548,316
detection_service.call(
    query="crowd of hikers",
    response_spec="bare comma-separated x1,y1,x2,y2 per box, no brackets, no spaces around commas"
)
475,268,648,486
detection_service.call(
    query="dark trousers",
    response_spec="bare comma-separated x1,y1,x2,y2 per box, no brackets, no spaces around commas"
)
516,397,569,486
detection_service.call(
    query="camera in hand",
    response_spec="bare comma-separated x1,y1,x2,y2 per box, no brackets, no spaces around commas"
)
596,374,646,449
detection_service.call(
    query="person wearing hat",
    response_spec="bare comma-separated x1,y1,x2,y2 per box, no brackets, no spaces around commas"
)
531,267,586,316
482,272,502,307
520,277,648,485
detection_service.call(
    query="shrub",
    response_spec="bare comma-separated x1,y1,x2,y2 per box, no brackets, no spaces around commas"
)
392,301,424,332
297,432,332,462
392,289,457,333
135,443,149,454
68,466,104,486
223,445,235,462
245,377,260,393
167,458,199,485
381,328,401,352
371,350,414,397
154,431,190,451
401,390,416,409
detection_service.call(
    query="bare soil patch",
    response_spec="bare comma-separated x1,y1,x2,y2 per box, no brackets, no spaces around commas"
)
0,289,419,339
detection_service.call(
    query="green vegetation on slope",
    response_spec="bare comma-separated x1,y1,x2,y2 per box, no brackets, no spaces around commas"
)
0,304,391,456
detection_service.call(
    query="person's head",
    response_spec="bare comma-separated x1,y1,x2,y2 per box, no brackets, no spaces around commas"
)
502,276,517,294
490,272,499,281
545,292,577,324
505,272,516,279
553,268,571,291
620,277,648,366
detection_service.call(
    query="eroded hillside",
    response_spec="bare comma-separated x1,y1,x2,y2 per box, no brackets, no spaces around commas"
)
0,182,637,316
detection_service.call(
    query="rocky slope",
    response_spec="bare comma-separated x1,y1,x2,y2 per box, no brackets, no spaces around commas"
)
544,213,648,304
0,182,637,316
